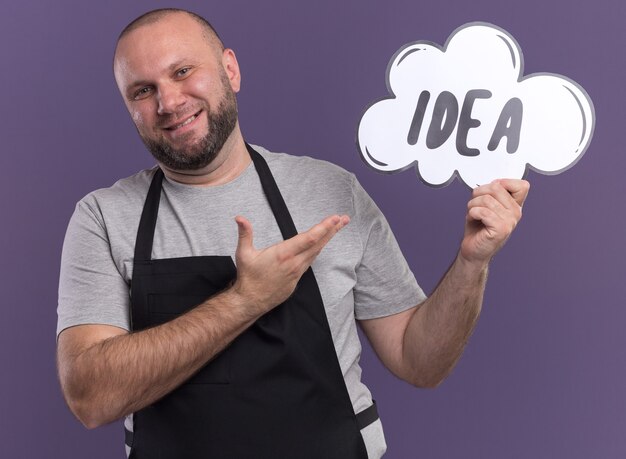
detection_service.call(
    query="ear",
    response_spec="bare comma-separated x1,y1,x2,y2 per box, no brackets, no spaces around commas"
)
222,49,241,93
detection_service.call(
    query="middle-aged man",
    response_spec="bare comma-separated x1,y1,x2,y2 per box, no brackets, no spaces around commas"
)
56,8,529,459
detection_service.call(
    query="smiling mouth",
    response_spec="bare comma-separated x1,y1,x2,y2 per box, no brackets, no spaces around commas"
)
164,110,202,131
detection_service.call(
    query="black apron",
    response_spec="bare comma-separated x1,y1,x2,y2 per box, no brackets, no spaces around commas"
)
126,144,378,458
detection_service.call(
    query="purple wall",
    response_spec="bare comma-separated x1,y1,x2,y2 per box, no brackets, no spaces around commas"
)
2,0,624,457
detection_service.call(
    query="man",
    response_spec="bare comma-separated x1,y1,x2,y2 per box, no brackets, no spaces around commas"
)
56,8,529,459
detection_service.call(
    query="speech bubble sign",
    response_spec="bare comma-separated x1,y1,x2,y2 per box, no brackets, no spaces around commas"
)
357,22,595,188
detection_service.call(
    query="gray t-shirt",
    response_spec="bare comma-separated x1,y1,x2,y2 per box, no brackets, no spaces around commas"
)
57,145,426,458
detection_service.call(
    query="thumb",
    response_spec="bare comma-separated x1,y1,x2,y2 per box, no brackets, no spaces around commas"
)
235,216,254,255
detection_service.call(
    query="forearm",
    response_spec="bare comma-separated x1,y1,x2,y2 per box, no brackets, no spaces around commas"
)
59,288,255,428
362,180,528,388
401,254,488,387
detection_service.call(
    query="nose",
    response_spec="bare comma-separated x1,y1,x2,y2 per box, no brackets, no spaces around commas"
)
156,83,186,115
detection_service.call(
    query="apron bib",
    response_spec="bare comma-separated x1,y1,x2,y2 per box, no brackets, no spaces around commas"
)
126,144,377,458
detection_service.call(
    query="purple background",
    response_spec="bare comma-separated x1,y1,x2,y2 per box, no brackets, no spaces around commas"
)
1,0,624,457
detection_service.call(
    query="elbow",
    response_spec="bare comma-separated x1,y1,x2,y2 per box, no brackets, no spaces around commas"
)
59,375,117,429
414,375,446,389
76,413,103,430
81,414,111,430
57,331,131,429
64,391,112,429
398,350,457,388
406,375,445,389
75,404,110,430
58,360,119,428
81,419,103,430
402,367,450,389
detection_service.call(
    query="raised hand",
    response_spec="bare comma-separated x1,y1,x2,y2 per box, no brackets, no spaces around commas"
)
232,214,350,316
460,179,530,266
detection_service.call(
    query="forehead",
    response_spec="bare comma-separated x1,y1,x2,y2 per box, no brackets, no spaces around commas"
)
114,13,217,83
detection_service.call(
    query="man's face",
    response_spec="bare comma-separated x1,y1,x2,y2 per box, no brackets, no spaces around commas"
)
113,13,239,171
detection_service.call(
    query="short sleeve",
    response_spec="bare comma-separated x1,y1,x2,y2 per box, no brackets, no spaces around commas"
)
57,199,131,336
351,177,426,320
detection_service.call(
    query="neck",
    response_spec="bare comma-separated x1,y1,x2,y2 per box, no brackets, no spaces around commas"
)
159,125,251,187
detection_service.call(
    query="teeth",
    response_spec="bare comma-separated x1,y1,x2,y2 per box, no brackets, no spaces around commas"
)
174,114,197,129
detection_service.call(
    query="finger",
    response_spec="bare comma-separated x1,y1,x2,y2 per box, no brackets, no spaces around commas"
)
235,216,254,255
467,206,501,234
296,215,351,267
467,204,516,237
314,215,350,249
467,194,507,219
294,215,350,269
495,179,530,207
291,215,344,253
472,181,519,212
284,214,350,256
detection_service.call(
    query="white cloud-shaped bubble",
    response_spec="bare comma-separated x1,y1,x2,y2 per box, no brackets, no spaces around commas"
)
357,22,595,188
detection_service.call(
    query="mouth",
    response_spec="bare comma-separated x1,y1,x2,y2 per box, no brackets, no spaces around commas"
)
163,110,203,131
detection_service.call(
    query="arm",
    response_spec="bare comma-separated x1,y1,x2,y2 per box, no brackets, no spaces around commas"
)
360,179,529,388
57,214,349,428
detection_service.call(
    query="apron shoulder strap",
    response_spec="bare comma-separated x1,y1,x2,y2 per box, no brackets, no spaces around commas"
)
133,168,164,262
246,144,298,241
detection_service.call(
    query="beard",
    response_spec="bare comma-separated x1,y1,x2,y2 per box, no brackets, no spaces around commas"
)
140,80,238,171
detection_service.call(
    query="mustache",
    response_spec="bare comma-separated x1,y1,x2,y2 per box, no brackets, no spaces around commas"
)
156,109,203,129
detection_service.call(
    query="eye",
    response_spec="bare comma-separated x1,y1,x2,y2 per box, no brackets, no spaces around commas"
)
175,67,192,78
132,86,153,100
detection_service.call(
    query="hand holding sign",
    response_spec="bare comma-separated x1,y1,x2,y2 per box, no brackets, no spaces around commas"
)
461,179,529,265
357,23,595,188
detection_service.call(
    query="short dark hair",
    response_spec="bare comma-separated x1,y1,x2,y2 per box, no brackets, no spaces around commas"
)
117,8,224,51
